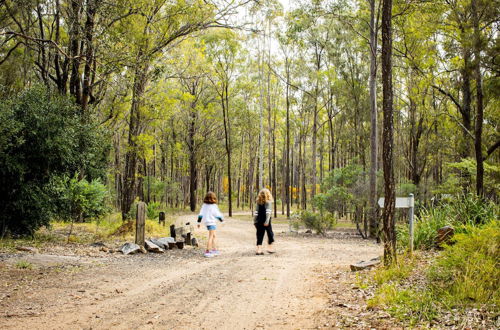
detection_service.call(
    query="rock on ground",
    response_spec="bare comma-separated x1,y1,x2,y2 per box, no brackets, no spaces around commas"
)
120,243,142,255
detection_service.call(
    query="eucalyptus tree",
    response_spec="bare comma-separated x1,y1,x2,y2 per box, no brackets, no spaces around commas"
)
381,0,396,264
169,41,221,211
0,0,133,110
204,29,243,217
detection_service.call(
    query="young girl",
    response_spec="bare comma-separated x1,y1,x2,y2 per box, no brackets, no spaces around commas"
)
197,192,224,257
254,188,275,255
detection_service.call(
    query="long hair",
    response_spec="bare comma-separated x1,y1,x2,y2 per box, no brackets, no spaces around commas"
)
256,188,273,205
204,191,217,204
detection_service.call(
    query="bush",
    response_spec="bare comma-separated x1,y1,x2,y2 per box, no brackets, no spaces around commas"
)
448,194,497,227
397,194,498,252
313,164,365,215
147,201,163,219
300,210,335,235
397,207,451,251
370,221,500,325
0,86,109,237
51,175,109,222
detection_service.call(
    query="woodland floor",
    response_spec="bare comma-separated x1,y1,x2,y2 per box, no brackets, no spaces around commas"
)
0,213,400,330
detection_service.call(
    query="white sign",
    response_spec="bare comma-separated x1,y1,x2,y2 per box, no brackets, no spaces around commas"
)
378,197,414,208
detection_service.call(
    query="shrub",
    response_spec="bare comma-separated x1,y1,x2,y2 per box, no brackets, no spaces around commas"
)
448,194,497,228
51,175,110,222
313,164,365,216
397,206,450,251
300,210,335,235
290,212,302,231
0,86,109,237
397,194,498,252
147,201,163,219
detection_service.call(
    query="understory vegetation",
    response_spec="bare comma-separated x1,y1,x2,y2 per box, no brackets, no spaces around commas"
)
0,213,175,252
365,198,499,326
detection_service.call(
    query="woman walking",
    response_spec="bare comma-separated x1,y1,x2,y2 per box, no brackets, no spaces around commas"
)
254,188,275,255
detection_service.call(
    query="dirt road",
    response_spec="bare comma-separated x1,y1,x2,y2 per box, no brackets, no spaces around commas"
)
0,214,381,329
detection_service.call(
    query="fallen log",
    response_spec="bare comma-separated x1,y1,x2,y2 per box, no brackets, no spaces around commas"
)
350,257,381,271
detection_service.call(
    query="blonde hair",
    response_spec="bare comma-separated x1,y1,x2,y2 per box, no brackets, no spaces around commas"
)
257,188,273,205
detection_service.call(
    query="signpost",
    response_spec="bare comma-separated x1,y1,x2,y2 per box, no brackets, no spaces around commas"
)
378,194,415,253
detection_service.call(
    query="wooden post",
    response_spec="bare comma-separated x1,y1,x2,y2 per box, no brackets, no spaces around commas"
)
169,224,176,239
135,202,146,246
159,211,165,226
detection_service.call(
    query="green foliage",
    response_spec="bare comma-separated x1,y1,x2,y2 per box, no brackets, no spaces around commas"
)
429,220,500,308
447,194,498,228
300,210,335,235
147,201,163,219
396,182,416,196
397,194,498,252
435,159,500,199
0,86,109,237
397,207,450,251
313,163,365,215
290,212,302,231
51,175,109,222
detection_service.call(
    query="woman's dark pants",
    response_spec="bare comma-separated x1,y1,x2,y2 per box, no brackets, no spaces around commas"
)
255,221,275,245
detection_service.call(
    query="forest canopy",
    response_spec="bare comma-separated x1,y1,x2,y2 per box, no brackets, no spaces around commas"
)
0,0,498,238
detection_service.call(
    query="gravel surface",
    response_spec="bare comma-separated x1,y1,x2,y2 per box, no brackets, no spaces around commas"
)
0,213,382,329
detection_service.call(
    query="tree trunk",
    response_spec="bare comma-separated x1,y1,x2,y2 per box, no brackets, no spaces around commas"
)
368,0,379,238
81,0,97,111
221,83,232,216
460,49,473,160
285,59,291,218
381,0,396,265
471,0,484,198
121,58,149,220
69,0,82,105
272,108,278,217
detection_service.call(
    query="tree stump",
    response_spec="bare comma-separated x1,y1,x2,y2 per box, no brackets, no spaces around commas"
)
135,202,146,246
436,226,454,248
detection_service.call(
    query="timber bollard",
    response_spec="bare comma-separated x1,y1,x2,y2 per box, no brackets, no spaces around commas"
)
135,202,146,246
169,224,176,239
159,211,166,226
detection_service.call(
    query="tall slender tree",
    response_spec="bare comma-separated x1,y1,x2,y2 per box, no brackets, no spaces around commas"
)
381,0,396,264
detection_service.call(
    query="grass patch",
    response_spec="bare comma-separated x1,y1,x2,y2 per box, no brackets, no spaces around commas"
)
372,254,417,285
428,220,500,309
368,283,437,325
15,260,33,269
1,211,177,250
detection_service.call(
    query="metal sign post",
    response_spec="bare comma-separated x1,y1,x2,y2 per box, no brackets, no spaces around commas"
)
378,194,416,253
408,194,415,253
